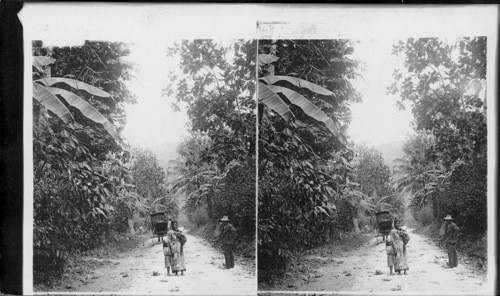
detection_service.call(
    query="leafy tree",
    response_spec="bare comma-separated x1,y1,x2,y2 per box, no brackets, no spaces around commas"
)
32,56,119,142
353,144,392,197
165,40,256,169
388,37,487,238
353,144,403,223
130,147,178,227
165,40,256,242
258,40,362,277
32,41,136,284
388,37,486,169
167,135,213,198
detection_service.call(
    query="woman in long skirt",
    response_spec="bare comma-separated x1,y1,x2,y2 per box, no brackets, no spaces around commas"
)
390,219,408,275
167,220,186,276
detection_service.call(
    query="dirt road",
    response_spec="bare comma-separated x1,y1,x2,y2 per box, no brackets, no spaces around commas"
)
264,228,489,295
52,230,256,295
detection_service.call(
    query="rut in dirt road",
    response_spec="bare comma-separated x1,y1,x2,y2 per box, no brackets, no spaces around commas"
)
270,229,488,294
58,231,256,295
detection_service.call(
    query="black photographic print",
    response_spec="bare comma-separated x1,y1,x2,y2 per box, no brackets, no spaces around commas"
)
256,5,497,296
21,4,256,295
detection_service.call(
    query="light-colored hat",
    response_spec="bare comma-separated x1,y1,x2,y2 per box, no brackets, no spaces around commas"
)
444,215,454,220
220,216,230,222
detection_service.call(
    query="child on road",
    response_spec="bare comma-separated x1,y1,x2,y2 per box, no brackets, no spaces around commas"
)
386,239,396,275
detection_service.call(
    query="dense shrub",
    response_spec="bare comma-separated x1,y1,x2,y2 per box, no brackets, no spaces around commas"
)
166,40,256,253
258,40,362,278
210,162,256,240
414,205,434,226
32,41,138,284
390,37,487,241
187,205,210,227
434,155,487,235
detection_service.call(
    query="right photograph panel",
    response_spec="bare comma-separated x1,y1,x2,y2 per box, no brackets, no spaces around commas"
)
257,37,488,294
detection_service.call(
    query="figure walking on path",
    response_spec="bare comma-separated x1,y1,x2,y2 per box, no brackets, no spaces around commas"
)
219,216,236,269
163,221,173,276
167,220,186,276
386,238,396,275
441,215,460,268
390,219,409,275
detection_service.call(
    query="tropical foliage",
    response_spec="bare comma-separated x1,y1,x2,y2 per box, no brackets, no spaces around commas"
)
388,37,487,237
165,40,256,241
353,144,405,225
258,40,363,278
32,41,139,284
130,147,178,230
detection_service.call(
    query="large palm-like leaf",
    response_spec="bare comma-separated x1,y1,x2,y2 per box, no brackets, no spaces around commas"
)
267,85,342,139
391,157,448,207
32,56,120,142
33,83,74,124
260,75,334,96
44,87,119,140
360,191,393,214
392,157,424,195
257,54,343,142
258,82,293,121
37,78,112,98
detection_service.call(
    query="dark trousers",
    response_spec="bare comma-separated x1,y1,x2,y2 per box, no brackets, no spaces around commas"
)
446,242,458,268
223,243,234,268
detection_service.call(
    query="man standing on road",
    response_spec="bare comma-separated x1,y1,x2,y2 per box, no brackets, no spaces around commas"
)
442,215,460,268
219,216,236,269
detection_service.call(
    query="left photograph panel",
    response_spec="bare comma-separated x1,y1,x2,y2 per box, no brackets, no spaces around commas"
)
31,39,256,294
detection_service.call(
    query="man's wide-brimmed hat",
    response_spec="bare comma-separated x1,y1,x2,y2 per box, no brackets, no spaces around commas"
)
444,215,454,220
220,216,230,222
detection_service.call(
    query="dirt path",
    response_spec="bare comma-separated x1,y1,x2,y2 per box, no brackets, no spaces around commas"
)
265,228,488,294
52,230,256,295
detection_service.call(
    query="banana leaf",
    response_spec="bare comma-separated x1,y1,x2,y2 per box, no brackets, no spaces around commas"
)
260,75,334,96
33,83,74,124
46,86,119,142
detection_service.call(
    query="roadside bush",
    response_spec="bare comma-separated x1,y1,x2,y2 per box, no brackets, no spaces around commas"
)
188,206,210,227
415,205,434,226
434,156,487,235
357,211,372,232
209,162,255,238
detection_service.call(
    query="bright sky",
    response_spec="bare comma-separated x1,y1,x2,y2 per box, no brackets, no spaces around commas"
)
122,38,414,149
122,41,189,148
347,38,413,146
